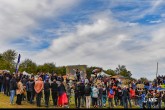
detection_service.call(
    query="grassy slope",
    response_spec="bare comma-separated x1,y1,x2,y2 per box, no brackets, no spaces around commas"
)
0,92,158,109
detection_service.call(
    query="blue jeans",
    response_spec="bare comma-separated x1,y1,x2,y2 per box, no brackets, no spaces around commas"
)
147,101,152,109
122,97,128,108
10,90,15,104
138,99,142,108
30,91,34,103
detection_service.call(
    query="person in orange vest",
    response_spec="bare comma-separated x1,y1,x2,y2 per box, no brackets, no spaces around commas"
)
34,77,44,107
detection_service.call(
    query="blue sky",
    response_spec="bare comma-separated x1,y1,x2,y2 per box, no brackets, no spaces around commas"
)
1,0,165,80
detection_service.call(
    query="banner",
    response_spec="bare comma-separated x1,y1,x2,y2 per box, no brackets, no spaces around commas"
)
15,54,21,74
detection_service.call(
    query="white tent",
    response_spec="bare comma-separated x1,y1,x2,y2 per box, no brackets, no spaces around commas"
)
97,71,111,77
91,71,111,77
23,71,31,77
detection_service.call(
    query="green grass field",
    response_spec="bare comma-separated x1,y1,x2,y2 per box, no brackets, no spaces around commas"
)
0,92,141,109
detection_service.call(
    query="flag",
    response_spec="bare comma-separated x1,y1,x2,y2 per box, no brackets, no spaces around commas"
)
15,54,21,74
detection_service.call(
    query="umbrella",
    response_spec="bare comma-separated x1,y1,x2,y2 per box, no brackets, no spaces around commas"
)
92,69,100,73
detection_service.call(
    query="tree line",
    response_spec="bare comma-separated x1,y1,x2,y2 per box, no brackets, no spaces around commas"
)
0,49,137,80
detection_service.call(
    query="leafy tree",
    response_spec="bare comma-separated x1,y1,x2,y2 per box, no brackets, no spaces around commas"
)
139,77,148,83
115,65,132,78
19,59,37,74
37,63,55,73
54,66,66,75
104,69,116,76
2,49,17,63
0,50,17,72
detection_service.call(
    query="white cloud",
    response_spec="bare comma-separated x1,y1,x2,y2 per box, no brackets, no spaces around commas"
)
1,0,165,81
31,9,165,80
0,0,80,51
149,20,162,24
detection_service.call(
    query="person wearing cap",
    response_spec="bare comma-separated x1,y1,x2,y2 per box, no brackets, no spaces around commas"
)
34,77,44,107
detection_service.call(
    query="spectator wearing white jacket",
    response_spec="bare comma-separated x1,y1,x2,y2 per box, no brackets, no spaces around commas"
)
92,85,99,108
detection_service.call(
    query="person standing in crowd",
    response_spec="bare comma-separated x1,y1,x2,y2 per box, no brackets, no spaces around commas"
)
85,77,89,84
44,79,50,107
162,91,165,108
76,69,80,82
137,91,143,108
155,90,162,109
28,78,35,104
79,81,85,107
5,73,11,96
130,87,136,106
34,77,44,107
117,86,123,106
16,78,24,105
57,82,68,107
122,86,129,109
74,82,81,108
98,84,103,108
9,74,17,104
114,86,118,106
51,73,57,82
21,76,28,101
85,83,91,108
57,74,64,86
146,90,153,109
102,85,107,107
92,85,99,108
141,91,146,109
51,79,58,107
107,85,114,108
127,87,132,108
26,79,30,102
66,83,71,108
0,73,3,92
3,72,7,95
66,74,70,84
